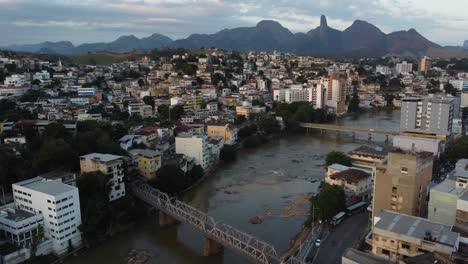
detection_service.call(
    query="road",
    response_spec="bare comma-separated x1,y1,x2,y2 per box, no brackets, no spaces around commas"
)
307,212,370,264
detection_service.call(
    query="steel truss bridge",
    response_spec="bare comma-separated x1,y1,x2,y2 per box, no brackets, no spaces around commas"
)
131,182,305,264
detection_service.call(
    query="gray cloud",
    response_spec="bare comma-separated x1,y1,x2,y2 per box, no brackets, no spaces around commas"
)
0,0,465,46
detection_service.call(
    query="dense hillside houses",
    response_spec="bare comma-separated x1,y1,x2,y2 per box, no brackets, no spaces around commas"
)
1,46,468,263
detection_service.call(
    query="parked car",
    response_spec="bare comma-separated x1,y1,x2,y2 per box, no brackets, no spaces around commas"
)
315,239,321,247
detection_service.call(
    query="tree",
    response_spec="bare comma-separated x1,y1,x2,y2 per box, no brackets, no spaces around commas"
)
138,78,145,87
30,225,44,257
33,139,78,173
257,115,281,135
186,165,204,185
211,73,226,87
0,145,32,191
462,107,468,119
170,105,185,121
158,104,170,121
444,83,457,96
20,90,46,102
238,124,258,139
42,123,70,142
152,165,186,195
447,136,468,161
348,95,360,113
220,145,237,162
384,94,395,107
307,183,345,224
77,172,111,246
325,151,352,167
142,96,155,110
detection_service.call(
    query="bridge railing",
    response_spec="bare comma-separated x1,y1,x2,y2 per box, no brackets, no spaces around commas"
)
131,183,292,264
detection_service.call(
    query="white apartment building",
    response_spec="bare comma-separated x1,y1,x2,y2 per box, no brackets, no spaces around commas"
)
32,71,51,81
0,205,43,248
4,74,26,86
450,79,468,91
77,87,96,97
257,79,267,91
0,86,30,97
80,153,126,202
273,85,308,103
12,177,82,255
308,84,325,109
395,61,413,74
175,134,210,169
321,77,346,115
273,89,287,102
400,96,454,139
376,65,392,75
206,102,218,113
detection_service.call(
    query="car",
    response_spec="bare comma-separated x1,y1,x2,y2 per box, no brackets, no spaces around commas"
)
315,239,321,247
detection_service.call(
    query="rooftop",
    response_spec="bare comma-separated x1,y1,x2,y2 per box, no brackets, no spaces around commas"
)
14,177,76,196
431,179,465,197
329,169,371,184
131,149,161,158
349,145,387,159
342,248,393,264
0,207,36,222
38,170,75,181
80,153,122,163
374,210,459,248
455,159,468,178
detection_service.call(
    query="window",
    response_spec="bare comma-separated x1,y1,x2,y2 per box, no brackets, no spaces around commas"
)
402,243,410,250
381,249,390,256
401,167,408,174
392,187,397,193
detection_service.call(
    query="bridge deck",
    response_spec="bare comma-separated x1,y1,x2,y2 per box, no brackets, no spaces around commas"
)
131,183,305,264
299,123,400,136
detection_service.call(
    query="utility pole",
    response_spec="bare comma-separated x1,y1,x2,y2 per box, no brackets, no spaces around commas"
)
311,205,320,224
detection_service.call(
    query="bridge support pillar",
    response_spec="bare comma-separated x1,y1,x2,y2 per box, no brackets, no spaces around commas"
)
159,211,178,227
385,135,389,144
368,133,372,142
203,237,224,256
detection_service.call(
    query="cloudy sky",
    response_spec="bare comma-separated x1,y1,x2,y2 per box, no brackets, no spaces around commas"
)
0,0,466,46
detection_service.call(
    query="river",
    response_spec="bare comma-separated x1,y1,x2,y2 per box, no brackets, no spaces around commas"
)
67,110,400,264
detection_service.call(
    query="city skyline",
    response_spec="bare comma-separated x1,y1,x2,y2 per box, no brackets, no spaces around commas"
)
0,0,467,46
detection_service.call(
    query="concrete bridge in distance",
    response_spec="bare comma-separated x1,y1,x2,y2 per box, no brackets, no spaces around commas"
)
131,182,305,264
299,122,400,142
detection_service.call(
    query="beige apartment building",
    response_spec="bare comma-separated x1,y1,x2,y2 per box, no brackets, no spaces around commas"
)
80,153,126,202
326,168,372,202
372,148,433,219
207,124,237,142
367,210,459,262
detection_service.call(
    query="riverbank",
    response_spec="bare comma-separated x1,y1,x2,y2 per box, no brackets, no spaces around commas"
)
64,111,401,264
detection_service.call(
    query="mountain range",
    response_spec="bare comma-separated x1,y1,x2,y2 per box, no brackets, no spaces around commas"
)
3,15,468,58
3,33,173,55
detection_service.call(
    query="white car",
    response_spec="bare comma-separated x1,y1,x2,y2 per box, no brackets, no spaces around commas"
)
315,239,321,247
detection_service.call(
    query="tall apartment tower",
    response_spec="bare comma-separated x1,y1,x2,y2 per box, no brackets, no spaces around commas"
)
400,96,454,140
372,148,433,219
418,56,432,73
322,75,346,115
395,61,413,74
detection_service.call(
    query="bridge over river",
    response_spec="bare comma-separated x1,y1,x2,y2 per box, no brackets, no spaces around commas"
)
299,122,400,142
131,182,306,264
